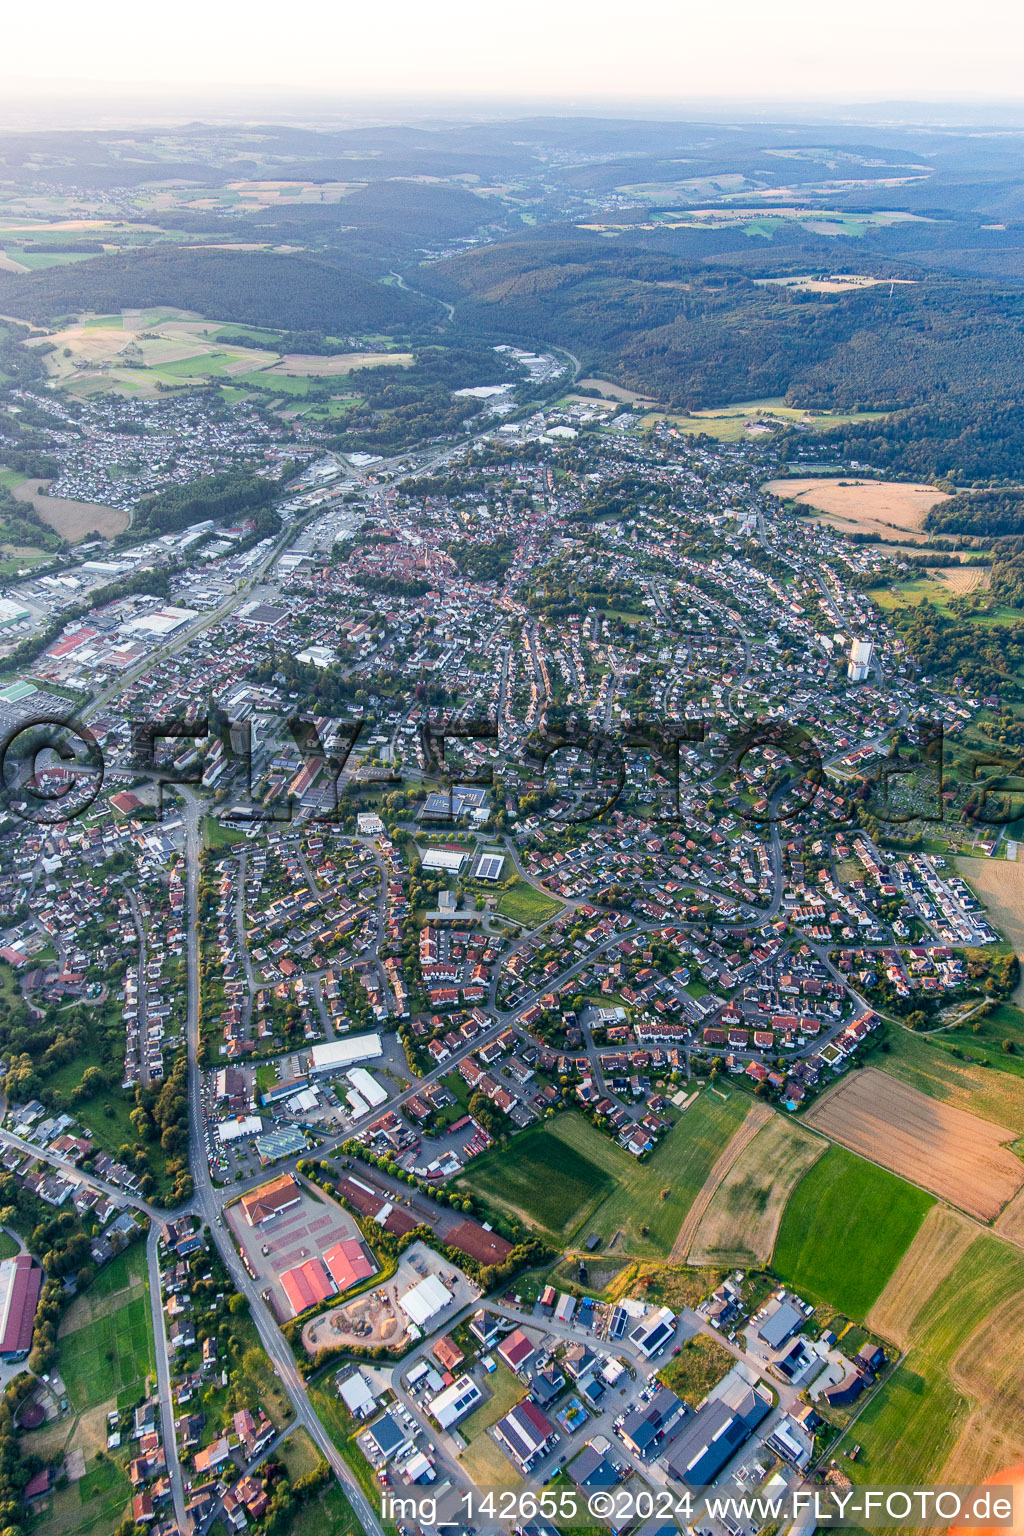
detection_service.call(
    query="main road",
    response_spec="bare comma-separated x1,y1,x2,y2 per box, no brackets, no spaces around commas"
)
177,788,386,1536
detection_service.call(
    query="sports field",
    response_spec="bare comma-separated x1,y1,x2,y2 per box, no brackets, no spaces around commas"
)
688,1114,825,1266
772,1145,933,1319
804,1067,1024,1221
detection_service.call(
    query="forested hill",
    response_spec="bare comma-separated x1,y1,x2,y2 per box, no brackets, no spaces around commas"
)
0,248,429,335
422,232,1024,413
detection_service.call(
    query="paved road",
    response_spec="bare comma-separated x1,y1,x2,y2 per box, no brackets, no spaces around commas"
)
177,788,387,1536
146,1222,189,1532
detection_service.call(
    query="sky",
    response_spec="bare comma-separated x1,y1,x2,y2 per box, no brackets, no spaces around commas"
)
3,0,1024,108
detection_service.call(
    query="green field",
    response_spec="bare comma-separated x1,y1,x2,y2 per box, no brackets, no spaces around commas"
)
457,1363,525,1442
59,1250,154,1411
289,1482,362,1536
239,369,314,395
495,877,563,927
280,1426,327,1481
459,1094,749,1255
457,1118,615,1241
773,1147,933,1320
851,1236,1024,1490
586,1092,750,1255
657,1332,735,1408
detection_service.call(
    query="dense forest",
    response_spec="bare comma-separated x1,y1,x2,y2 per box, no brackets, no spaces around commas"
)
134,470,280,535
332,344,519,452
925,490,1024,537
418,232,1024,416
809,401,1024,483
0,248,428,335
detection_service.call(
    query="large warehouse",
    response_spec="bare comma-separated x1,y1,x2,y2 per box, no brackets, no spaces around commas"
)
0,1254,43,1361
309,1035,383,1077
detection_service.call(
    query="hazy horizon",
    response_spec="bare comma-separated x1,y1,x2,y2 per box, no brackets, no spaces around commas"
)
4,0,1024,125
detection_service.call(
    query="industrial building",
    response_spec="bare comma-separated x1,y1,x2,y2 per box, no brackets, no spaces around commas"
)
0,1254,43,1361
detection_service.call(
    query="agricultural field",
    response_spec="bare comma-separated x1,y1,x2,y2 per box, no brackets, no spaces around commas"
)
867,1205,979,1349
670,1101,773,1260
457,1093,747,1255
772,1145,934,1319
763,476,950,540
687,1115,825,1266
456,1117,617,1242
803,1067,1024,1221
958,855,1024,1004
849,1236,1024,1497
11,476,129,540
644,400,883,443
21,309,410,401
874,1022,1024,1134
586,1090,750,1256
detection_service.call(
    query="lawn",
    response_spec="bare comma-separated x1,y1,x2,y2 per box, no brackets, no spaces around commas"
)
658,1332,735,1408
204,814,247,850
280,1426,327,1481
460,1428,522,1489
0,1231,17,1261
772,1146,934,1320
850,1235,1024,1494
457,1363,524,1442
495,877,563,927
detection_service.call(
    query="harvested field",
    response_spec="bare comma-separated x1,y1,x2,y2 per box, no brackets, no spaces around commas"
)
578,378,657,402
941,1288,1024,1484
669,1100,773,1262
932,565,990,593
995,1183,1024,1243
270,351,413,376
957,856,1024,1005
688,1115,825,1266
866,1204,977,1348
804,1067,1024,1221
11,478,128,540
763,477,950,541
